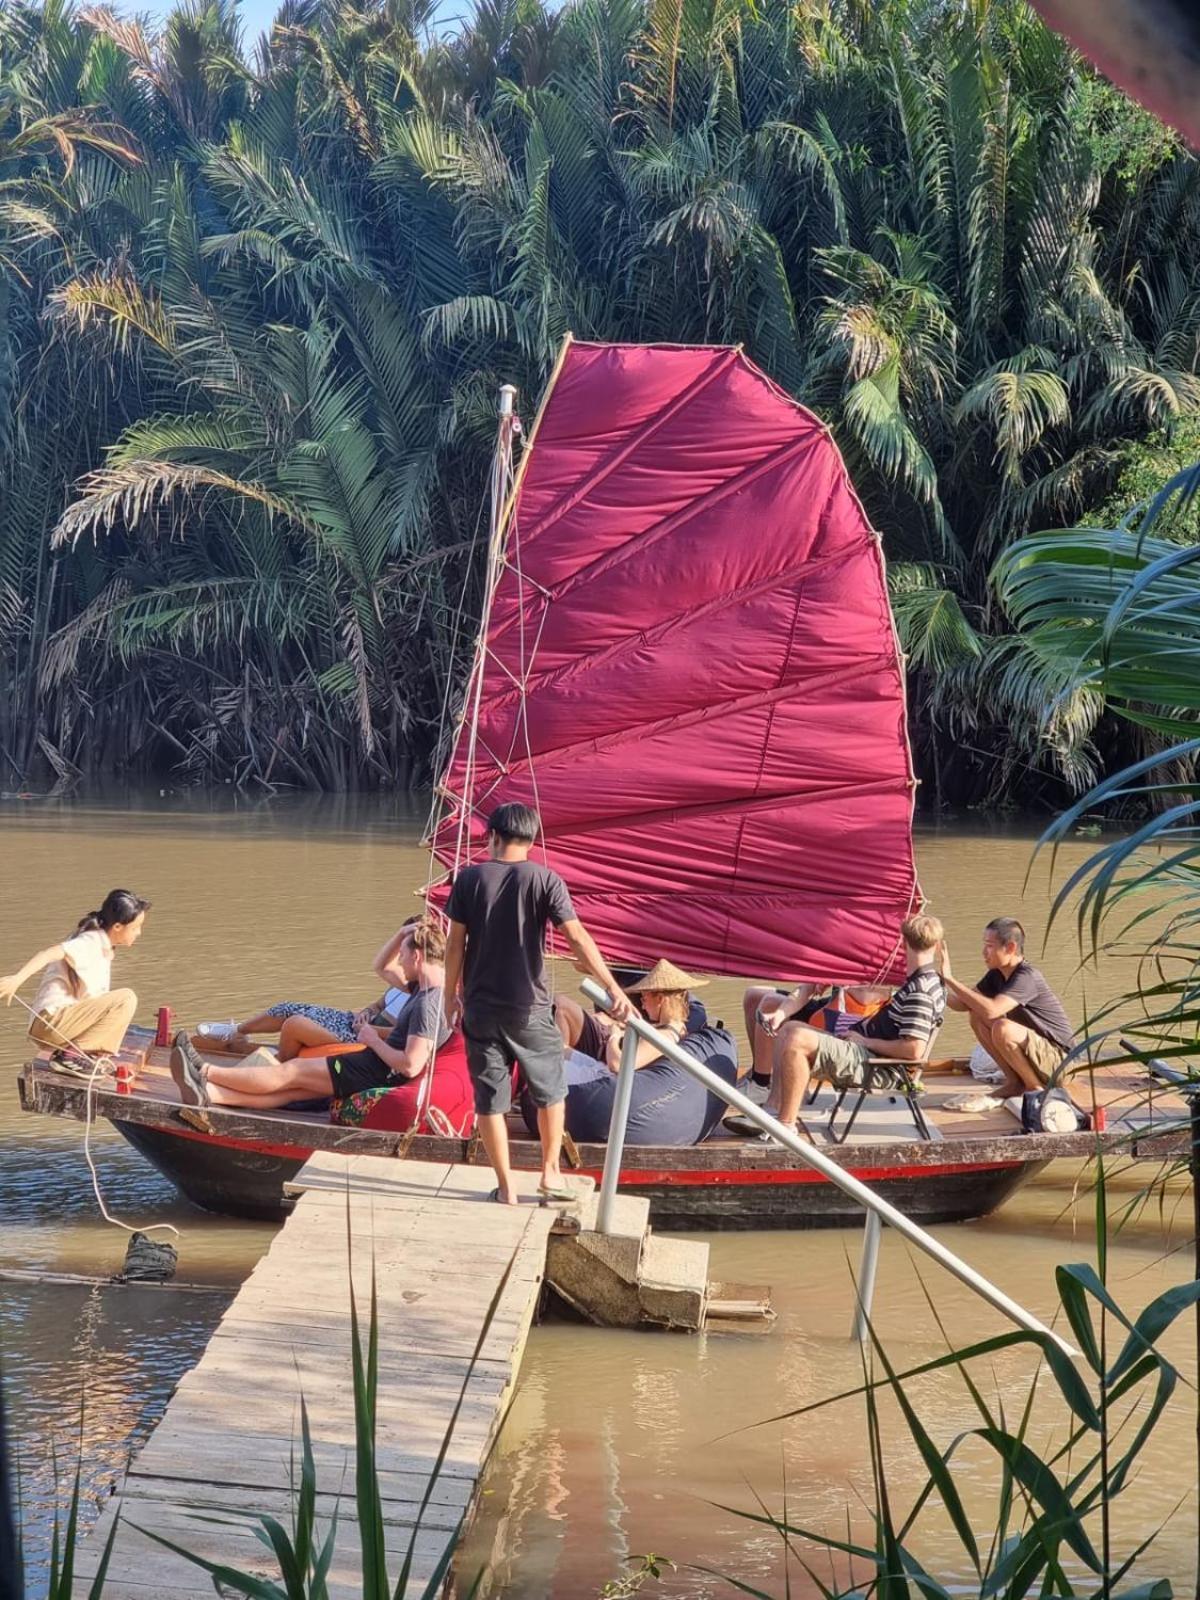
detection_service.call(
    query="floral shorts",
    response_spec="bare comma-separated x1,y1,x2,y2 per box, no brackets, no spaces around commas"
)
265,1002,357,1042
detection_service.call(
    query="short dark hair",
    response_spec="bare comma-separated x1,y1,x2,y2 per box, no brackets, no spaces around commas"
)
986,916,1025,954
487,802,540,845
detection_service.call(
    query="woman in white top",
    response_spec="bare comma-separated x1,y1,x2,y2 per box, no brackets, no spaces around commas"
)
0,889,150,1062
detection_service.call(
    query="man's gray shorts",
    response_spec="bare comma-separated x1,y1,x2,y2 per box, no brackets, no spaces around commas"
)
462,1005,566,1116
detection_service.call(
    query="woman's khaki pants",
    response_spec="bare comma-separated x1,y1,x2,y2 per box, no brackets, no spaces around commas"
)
29,989,138,1056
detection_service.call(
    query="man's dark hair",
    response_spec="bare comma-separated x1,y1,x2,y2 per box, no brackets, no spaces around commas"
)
487,802,541,845
986,916,1026,954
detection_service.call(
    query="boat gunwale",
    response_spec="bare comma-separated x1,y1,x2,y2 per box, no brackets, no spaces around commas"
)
19,1060,1188,1175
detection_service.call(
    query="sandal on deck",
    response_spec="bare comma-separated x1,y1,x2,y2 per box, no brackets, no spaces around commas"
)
724,1113,768,1137
537,1182,578,1205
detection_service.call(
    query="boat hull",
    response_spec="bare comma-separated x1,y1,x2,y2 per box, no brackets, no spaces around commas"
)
110,1114,1044,1229
114,1119,306,1221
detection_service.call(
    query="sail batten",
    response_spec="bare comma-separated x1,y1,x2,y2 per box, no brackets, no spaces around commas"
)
434,341,921,984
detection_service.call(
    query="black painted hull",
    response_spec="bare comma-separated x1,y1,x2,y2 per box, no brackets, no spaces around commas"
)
112,1117,1045,1230
116,1121,305,1221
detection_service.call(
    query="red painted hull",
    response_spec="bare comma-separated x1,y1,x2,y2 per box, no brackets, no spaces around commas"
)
112,1118,1044,1229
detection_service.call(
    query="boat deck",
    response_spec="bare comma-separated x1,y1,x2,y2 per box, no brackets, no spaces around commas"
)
20,1038,1192,1170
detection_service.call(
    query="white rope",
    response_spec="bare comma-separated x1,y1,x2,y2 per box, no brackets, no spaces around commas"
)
12,992,179,1239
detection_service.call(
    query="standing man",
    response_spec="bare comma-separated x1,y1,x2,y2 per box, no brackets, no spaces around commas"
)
941,917,1076,1098
443,802,633,1206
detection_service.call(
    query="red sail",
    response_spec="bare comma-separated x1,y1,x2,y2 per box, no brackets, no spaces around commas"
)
433,340,920,985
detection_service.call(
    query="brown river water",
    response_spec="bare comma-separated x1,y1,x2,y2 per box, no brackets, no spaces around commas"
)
0,790,1195,1597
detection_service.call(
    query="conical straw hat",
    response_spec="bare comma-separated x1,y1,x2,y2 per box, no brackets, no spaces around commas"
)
625,958,709,993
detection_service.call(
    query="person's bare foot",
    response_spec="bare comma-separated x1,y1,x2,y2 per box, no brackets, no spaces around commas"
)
538,1171,577,1203
490,1185,520,1205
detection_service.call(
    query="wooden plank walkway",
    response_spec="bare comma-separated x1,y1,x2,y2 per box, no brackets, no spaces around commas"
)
75,1155,580,1599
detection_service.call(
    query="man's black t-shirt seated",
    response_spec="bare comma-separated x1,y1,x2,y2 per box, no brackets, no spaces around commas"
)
976,962,1074,1052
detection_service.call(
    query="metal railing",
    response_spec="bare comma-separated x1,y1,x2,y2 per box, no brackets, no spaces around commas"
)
582,978,1076,1356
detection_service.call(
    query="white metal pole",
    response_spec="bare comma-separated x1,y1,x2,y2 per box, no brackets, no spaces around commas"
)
851,1211,883,1343
596,1021,640,1235
580,978,1076,1356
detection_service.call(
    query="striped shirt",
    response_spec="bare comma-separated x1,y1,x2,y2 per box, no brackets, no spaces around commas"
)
855,967,945,1046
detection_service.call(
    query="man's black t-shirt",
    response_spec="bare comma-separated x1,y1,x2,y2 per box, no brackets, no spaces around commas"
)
445,859,575,1013
976,962,1075,1052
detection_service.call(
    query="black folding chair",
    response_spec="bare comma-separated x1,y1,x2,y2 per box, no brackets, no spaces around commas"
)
806,1024,942,1144
824,1058,933,1144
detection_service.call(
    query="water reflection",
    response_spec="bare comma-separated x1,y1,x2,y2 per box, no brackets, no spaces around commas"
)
3,1282,227,1595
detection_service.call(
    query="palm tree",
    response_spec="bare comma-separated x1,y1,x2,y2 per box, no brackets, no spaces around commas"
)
2,0,1200,794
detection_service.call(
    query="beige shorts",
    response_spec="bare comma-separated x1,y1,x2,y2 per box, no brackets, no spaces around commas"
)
1021,1028,1066,1084
807,1032,916,1092
809,1032,870,1087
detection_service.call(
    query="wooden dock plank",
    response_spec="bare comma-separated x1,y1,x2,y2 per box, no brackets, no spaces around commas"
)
73,1157,583,1599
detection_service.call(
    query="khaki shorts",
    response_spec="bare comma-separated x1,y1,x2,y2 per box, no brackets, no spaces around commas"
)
810,1032,913,1092
811,1033,873,1089
1021,1029,1066,1084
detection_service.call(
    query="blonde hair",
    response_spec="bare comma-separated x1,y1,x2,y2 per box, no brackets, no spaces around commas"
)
901,913,943,953
406,918,447,963
645,990,690,1027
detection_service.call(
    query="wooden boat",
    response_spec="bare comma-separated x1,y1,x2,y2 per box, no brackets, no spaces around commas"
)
18,1045,1189,1226
20,341,1187,1226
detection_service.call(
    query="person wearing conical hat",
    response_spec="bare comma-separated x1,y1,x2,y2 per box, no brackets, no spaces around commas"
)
556,958,706,1070
604,960,708,1074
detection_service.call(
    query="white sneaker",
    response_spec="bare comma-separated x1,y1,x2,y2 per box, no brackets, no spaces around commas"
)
740,1077,773,1105
196,1020,240,1044
945,1092,1003,1113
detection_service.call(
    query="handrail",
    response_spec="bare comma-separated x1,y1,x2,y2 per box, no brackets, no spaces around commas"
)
582,978,1076,1357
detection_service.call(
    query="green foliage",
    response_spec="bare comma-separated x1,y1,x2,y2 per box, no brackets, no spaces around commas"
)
2,0,1200,797
996,454,1200,1059
711,1171,1191,1596
1092,419,1200,544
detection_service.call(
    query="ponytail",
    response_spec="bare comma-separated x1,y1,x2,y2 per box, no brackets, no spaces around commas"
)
75,889,151,935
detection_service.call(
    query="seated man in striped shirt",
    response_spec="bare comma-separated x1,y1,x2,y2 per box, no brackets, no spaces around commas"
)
738,914,945,1140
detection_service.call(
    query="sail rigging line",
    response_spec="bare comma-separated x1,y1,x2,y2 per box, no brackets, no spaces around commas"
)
430,335,574,876
419,474,492,879
448,402,518,882
477,538,866,715
414,380,524,1137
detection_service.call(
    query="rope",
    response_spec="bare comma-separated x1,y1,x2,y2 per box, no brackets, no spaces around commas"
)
11,991,179,1240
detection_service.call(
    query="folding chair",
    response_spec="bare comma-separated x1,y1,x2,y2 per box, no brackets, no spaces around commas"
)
822,1026,942,1145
